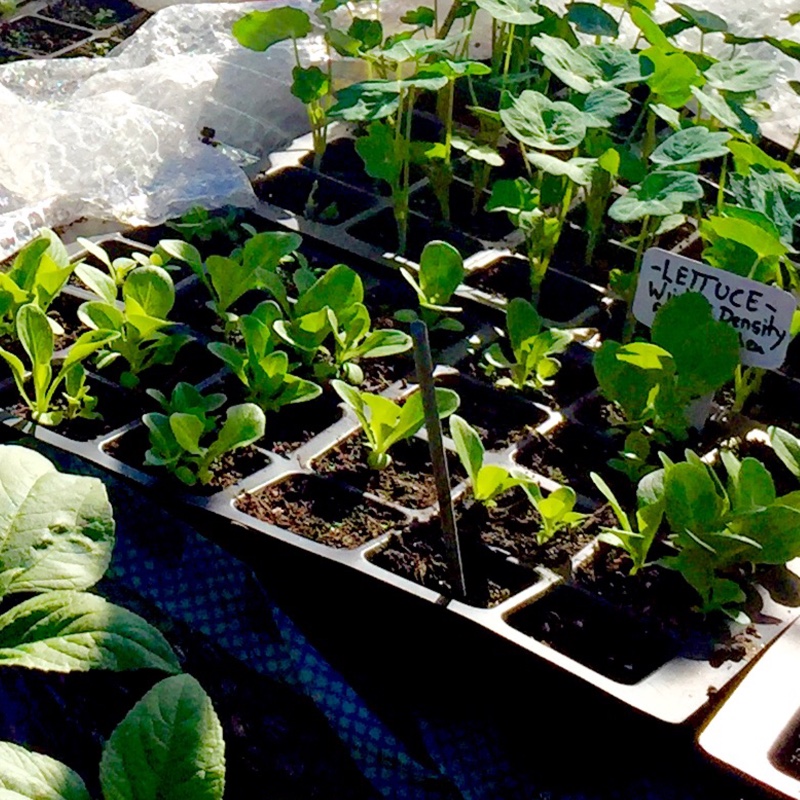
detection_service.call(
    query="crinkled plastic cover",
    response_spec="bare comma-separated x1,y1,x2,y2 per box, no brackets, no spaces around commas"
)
0,1,316,259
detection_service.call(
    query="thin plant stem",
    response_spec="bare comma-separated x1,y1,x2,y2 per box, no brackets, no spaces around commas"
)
622,215,652,343
716,153,728,213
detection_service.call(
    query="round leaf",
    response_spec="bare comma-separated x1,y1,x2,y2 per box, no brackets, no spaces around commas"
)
608,170,703,221
475,0,543,25
650,126,731,166
566,3,619,37
500,90,587,151
232,7,311,51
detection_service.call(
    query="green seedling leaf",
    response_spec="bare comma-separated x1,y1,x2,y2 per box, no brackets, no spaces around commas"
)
0,445,114,597
631,7,674,50
291,65,329,104
355,120,402,183
533,36,641,93
608,170,703,221
232,7,311,51
74,263,116,305
348,17,383,50
769,426,800,478
379,35,460,63
0,590,180,673
124,266,175,319
450,136,504,166
640,47,703,108
475,0,543,25
729,141,800,178
526,152,598,186
450,414,484,487
705,57,779,93
689,86,742,131
0,741,90,800
401,6,436,26
650,126,731,166
208,404,266,463
100,674,225,800
501,90,587,151
567,3,619,36
729,170,800,245
419,59,491,79
664,460,725,535
670,3,727,33
580,87,632,128
327,83,400,121
417,240,464,307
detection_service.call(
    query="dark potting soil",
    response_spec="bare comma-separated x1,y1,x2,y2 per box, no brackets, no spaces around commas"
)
2,377,139,442
513,420,622,504
103,424,271,493
545,223,635,287
40,0,142,29
0,580,376,800
254,167,377,225
435,372,548,451
369,516,540,608
408,181,515,243
347,207,485,263
0,45,24,62
0,16,88,55
259,389,343,456
465,260,603,324
506,536,738,685
312,436,463,510
235,473,403,548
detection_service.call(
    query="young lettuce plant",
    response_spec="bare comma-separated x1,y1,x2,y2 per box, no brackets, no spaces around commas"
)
209,300,322,413
594,292,739,442
273,264,412,384
160,230,302,332
519,479,586,546
332,379,459,469
0,304,118,426
0,228,75,338
483,297,573,392
76,236,174,292
78,265,192,388
143,397,266,487
450,413,519,507
395,240,465,333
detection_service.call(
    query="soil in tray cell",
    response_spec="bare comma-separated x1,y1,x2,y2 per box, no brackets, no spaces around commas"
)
103,424,271,493
435,373,548,451
235,473,404,549
254,168,376,225
513,421,623,504
466,260,602,323
547,227,635,287
1,376,140,442
312,435,463,510
40,0,142,29
408,182,516,243
0,16,88,55
347,207,485,263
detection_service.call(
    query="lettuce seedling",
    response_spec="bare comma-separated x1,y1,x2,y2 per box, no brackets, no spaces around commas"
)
0,303,118,426
594,292,739,440
0,229,75,338
484,297,573,392
332,380,459,469
273,265,412,384
519,479,586,545
76,237,173,293
147,382,226,431
161,231,302,331
209,300,322,412
395,240,465,333
166,205,244,245
144,400,265,486
78,266,192,388
450,413,519,506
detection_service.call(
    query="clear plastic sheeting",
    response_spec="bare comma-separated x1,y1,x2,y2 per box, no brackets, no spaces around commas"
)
0,2,316,260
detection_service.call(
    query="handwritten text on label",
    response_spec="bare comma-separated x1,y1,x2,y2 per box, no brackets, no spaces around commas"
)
632,248,797,370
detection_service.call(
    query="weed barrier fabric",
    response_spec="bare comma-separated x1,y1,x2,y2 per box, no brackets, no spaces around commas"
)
0,441,769,800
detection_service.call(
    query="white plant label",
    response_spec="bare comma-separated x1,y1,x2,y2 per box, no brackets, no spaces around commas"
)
633,248,797,370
